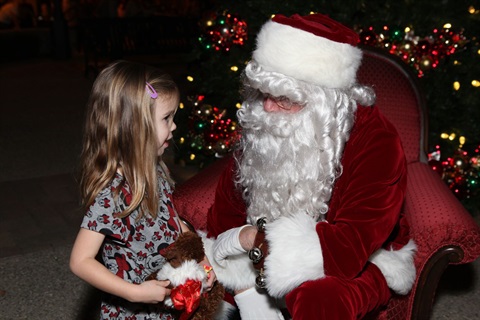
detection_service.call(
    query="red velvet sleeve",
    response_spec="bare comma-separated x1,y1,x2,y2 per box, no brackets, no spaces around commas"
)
206,157,247,238
319,110,407,279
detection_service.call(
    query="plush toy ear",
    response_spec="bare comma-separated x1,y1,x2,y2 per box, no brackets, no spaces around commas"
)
163,232,205,267
163,243,182,268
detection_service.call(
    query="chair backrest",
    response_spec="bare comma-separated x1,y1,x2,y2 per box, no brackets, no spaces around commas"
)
356,46,428,164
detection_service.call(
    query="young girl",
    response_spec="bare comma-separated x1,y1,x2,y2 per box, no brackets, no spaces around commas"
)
70,60,215,319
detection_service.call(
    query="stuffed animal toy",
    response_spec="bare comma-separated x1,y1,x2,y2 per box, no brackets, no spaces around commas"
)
152,231,225,320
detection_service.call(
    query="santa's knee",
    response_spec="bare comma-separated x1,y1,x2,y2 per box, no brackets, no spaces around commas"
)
285,277,357,320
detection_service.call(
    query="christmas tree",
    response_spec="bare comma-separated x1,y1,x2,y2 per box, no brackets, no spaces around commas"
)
174,0,480,212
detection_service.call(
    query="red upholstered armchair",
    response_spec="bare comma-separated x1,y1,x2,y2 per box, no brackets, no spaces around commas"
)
173,46,480,319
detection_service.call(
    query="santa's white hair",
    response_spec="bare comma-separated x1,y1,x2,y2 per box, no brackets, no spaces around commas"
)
235,60,376,223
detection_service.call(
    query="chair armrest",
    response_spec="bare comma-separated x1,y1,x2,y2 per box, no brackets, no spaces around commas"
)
402,161,480,319
405,162,480,264
412,245,463,319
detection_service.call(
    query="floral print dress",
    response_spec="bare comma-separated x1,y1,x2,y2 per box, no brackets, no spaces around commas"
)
81,166,181,319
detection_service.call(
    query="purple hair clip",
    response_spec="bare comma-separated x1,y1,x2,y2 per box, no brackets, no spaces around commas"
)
146,82,158,99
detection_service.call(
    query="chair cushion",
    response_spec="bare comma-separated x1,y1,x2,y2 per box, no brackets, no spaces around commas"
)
174,157,231,231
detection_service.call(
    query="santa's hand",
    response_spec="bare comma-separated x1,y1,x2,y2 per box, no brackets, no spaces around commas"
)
213,225,252,267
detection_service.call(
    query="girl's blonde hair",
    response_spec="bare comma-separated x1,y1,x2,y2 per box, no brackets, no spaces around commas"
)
79,60,179,219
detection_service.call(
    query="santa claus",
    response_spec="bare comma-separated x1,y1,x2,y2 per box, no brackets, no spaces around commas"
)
202,13,417,319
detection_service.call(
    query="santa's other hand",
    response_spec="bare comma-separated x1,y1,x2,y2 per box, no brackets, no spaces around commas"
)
212,225,251,266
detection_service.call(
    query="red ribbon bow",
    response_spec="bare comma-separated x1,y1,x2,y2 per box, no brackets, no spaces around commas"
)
170,279,203,320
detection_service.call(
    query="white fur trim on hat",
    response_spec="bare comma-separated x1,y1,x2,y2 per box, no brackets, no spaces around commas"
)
253,20,362,89
264,213,325,298
369,239,417,295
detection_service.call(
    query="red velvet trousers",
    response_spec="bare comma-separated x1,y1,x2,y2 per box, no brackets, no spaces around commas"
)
285,263,391,319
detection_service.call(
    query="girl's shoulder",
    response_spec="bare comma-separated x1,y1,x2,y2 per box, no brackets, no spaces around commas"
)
88,173,130,216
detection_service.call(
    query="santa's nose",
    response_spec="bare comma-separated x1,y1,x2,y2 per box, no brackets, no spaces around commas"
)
263,97,282,113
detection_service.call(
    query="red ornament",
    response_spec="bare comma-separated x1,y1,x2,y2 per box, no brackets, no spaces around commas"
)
359,27,377,46
356,24,468,78
199,11,248,52
429,160,444,176
416,39,432,54
185,95,239,156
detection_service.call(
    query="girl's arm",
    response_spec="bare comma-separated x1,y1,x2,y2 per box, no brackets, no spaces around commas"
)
69,228,171,304
179,219,192,233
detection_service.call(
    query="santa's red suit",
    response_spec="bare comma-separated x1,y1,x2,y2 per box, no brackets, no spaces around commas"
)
205,105,416,319
200,13,417,319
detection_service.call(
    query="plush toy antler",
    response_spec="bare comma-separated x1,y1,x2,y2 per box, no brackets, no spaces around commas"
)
154,232,225,320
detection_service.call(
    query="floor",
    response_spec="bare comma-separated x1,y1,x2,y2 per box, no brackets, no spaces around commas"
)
0,55,479,319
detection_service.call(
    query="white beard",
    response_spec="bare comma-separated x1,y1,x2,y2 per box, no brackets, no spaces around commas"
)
236,92,355,224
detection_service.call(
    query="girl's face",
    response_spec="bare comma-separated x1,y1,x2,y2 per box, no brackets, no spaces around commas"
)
154,96,178,156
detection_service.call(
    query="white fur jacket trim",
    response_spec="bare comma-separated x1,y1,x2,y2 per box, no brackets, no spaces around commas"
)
369,239,417,295
263,214,417,297
199,231,257,291
264,213,325,298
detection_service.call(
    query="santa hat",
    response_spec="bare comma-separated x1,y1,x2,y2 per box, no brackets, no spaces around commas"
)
252,13,362,89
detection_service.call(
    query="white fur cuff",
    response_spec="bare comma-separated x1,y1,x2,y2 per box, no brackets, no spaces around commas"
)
369,239,417,295
264,214,325,298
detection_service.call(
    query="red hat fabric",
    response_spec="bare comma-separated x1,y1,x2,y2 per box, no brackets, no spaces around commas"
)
252,13,363,89
272,13,359,46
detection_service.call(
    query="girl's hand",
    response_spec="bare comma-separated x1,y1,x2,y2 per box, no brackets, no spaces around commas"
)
131,280,172,304
200,256,217,292
204,266,217,291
